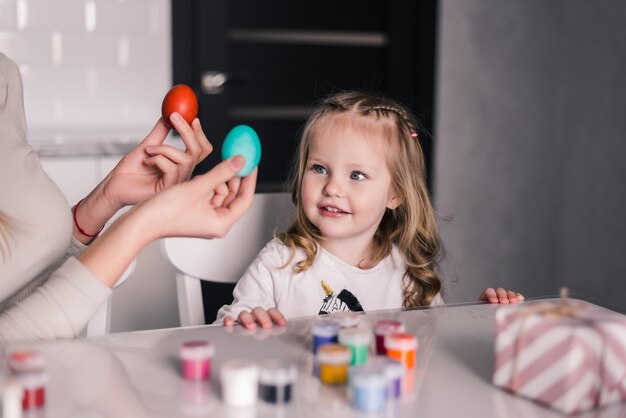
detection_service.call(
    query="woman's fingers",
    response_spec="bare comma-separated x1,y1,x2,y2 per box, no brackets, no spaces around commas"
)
140,117,171,147
145,145,194,182
170,115,213,166
143,155,179,189
191,118,213,161
210,182,230,208
221,177,242,208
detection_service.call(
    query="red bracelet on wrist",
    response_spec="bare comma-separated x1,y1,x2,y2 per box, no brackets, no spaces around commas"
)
73,199,104,238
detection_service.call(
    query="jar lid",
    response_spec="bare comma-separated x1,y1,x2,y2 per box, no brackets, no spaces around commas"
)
374,319,405,335
316,344,351,364
338,328,371,346
348,365,386,389
8,350,45,373
259,360,297,385
384,332,418,351
371,358,405,380
311,318,341,337
219,359,259,383
180,340,215,360
330,311,360,328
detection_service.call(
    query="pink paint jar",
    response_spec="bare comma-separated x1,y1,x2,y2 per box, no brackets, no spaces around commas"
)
374,320,405,355
180,340,214,381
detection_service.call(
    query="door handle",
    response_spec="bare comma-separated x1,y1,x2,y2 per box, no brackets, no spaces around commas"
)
201,71,228,95
201,71,252,95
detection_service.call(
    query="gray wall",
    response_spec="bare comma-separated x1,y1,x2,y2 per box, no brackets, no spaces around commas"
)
434,0,626,311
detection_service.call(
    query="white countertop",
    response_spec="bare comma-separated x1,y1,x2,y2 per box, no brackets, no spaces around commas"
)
4,300,625,418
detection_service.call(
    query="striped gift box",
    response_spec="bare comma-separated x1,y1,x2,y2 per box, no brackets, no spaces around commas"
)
493,300,626,415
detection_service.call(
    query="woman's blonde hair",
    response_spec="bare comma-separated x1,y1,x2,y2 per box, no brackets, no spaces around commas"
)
277,91,443,307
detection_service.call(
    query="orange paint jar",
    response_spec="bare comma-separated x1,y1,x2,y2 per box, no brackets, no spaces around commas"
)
384,333,418,369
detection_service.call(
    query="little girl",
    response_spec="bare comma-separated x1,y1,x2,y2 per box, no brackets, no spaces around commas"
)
216,91,522,328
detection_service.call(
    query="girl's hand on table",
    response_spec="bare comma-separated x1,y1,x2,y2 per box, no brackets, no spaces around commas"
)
478,287,525,304
223,307,287,329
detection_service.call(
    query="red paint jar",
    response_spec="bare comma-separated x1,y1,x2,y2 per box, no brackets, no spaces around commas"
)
15,371,47,410
374,320,405,355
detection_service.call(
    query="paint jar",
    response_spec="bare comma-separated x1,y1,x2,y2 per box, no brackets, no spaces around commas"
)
14,371,47,410
311,318,340,354
330,311,360,328
338,328,371,365
2,378,24,418
180,340,214,381
348,365,386,412
8,350,44,374
220,359,260,407
374,320,405,355
258,360,297,404
384,333,418,369
316,344,351,385
371,358,405,399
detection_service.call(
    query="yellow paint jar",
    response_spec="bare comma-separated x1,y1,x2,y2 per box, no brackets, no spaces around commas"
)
316,344,351,385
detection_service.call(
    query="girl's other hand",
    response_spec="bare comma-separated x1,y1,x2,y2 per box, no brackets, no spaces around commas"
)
478,287,525,304
223,307,286,329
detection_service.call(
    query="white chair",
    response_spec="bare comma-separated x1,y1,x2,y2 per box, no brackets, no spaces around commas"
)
83,261,135,336
162,192,293,327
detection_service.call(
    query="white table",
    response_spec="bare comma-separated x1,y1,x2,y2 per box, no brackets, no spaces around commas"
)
5,299,625,417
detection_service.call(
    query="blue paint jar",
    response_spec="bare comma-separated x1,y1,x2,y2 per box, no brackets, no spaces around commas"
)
311,318,340,354
348,365,386,412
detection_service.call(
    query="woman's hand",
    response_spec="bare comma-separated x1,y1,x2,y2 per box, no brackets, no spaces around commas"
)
223,307,287,329
104,114,212,209
478,287,525,304
73,114,212,243
79,156,257,288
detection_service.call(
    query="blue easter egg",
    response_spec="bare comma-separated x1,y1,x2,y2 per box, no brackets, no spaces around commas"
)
221,125,261,177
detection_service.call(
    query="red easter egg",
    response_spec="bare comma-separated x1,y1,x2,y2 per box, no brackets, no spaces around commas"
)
161,84,198,129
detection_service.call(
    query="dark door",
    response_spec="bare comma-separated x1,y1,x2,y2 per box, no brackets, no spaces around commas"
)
172,0,437,322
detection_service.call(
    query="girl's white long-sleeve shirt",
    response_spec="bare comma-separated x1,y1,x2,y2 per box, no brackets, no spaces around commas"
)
215,238,443,323
0,53,111,342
